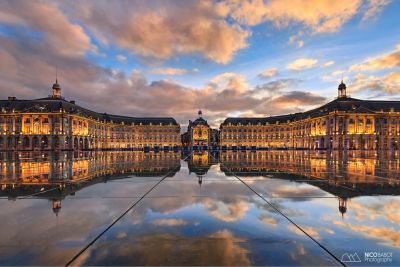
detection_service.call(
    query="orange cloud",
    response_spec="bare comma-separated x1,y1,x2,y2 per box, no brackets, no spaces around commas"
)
258,68,278,78
259,214,278,226
350,72,400,94
288,224,321,240
287,58,318,71
204,199,249,222
150,68,199,76
220,0,387,34
0,1,94,57
350,44,400,71
66,1,249,64
151,218,189,226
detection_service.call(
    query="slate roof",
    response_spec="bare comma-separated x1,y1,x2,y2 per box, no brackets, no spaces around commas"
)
0,97,178,126
222,97,400,126
190,117,209,126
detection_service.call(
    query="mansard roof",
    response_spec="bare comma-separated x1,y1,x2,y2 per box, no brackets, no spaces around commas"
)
0,98,178,125
190,117,209,126
222,97,400,126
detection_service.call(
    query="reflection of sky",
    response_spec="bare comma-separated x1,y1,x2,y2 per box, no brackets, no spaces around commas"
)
0,152,399,266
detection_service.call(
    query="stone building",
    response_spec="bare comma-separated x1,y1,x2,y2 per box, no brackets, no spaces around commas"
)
186,110,211,148
220,82,400,150
0,80,181,151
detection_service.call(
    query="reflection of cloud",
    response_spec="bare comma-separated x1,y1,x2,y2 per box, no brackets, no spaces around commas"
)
204,199,249,222
333,220,400,247
270,184,327,199
259,214,278,226
151,218,189,226
79,230,251,266
350,199,400,224
116,232,128,239
288,225,321,240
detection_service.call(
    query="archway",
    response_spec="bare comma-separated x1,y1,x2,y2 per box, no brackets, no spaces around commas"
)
79,138,84,150
32,136,39,149
23,136,30,149
41,136,49,149
53,136,60,149
84,138,89,150
7,136,14,149
74,137,79,150
65,136,70,149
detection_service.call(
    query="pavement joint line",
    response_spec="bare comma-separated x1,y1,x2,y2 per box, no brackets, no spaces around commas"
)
64,152,193,267
212,154,346,267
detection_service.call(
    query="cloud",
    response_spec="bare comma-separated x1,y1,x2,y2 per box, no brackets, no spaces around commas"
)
0,0,94,57
288,225,321,240
323,60,335,67
350,72,400,95
258,68,278,78
220,0,388,34
322,69,345,81
288,33,304,48
287,58,318,71
333,220,400,247
204,199,249,222
0,32,327,130
116,54,127,63
63,1,250,64
259,214,278,226
150,67,199,76
350,44,400,71
207,72,249,94
151,218,189,226
362,0,391,21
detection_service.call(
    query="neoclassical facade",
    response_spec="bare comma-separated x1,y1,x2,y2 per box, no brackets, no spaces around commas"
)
0,80,181,151
186,110,211,147
220,82,400,150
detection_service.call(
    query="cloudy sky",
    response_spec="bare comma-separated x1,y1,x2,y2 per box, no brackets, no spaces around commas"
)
0,0,399,128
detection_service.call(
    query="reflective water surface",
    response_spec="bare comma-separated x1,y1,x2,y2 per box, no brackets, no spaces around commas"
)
0,151,399,266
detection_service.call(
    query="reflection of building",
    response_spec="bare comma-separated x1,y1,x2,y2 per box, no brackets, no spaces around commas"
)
338,197,347,219
220,82,400,150
0,151,181,214
219,150,400,217
188,152,212,176
187,151,219,186
186,110,211,147
0,80,181,151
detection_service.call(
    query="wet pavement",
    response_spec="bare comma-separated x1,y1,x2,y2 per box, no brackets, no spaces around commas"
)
0,150,399,266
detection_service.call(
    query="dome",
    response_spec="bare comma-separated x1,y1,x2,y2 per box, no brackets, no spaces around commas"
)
338,81,346,90
339,206,347,214
192,117,208,126
52,79,60,89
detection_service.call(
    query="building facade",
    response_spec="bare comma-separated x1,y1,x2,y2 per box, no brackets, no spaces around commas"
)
186,110,211,147
0,81,181,151
220,82,400,150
